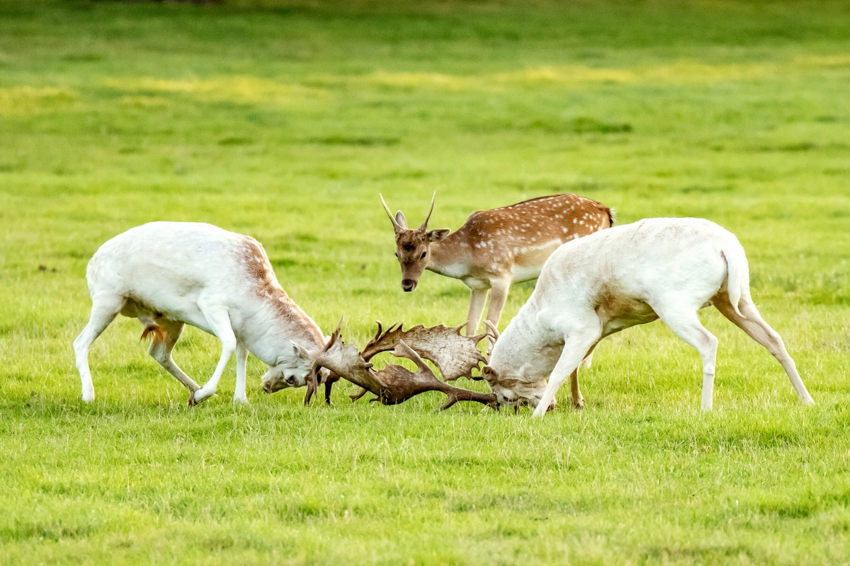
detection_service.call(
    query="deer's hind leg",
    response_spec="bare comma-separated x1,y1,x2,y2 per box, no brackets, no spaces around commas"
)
653,305,719,411
713,293,814,405
74,295,125,402
483,279,511,346
145,318,201,394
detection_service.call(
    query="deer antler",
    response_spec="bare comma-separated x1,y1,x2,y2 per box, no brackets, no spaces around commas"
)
484,320,500,356
307,323,497,411
418,191,436,231
385,340,497,410
379,194,404,233
304,317,344,406
362,321,486,381
484,320,500,341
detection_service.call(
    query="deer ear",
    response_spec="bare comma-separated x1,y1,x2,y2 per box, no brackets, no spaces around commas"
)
481,366,497,382
395,211,408,229
427,229,450,242
291,341,311,361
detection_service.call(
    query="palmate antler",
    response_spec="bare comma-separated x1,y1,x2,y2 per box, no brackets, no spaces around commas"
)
305,321,497,411
361,321,487,381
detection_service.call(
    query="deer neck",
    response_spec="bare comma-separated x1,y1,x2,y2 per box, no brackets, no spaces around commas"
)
427,232,473,279
243,287,325,366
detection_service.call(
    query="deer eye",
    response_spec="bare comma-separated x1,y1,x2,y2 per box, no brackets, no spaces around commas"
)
394,252,398,258
420,252,427,259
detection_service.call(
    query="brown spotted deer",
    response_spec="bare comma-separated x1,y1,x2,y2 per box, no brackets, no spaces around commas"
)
73,222,327,405
381,192,614,339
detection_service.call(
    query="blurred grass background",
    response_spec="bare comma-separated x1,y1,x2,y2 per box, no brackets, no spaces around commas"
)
1,0,849,564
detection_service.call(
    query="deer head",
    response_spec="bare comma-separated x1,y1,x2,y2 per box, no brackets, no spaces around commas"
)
380,193,450,292
480,366,552,410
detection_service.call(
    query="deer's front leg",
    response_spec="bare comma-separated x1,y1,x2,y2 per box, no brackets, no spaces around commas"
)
233,342,249,404
572,342,598,410
533,325,601,418
466,287,488,336
190,305,236,405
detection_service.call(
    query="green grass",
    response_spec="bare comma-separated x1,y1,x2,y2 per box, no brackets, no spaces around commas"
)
2,0,850,563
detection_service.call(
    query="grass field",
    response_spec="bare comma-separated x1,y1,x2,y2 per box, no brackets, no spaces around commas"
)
2,0,850,563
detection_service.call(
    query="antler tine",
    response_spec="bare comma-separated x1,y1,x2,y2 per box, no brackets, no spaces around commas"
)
306,316,344,405
418,191,436,231
379,194,402,231
392,340,432,375
330,316,344,344
484,320,500,341
372,321,384,343
363,321,405,362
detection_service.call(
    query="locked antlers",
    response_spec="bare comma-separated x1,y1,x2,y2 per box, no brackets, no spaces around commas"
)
306,320,496,411
361,321,487,381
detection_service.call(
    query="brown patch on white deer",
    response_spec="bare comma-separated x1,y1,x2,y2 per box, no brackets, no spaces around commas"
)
238,237,324,346
241,237,281,298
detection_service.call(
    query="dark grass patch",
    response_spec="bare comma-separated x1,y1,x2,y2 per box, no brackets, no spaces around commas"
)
306,135,401,147
680,184,734,194
217,136,255,146
642,544,753,561
524,116,632,134
59,53,104,62
269,256,300,268
751,142,850,152
0,520,100,542
471,116,632,134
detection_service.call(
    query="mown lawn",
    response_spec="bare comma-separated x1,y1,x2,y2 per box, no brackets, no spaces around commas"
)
1,0,849,564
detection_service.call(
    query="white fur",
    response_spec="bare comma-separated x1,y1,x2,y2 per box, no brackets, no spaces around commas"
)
484,218,815,416
73,222,325,404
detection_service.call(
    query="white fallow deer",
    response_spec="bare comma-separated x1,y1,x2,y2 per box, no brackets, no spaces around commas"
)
380,193,614,342
481,218,815,417
73,222,327,404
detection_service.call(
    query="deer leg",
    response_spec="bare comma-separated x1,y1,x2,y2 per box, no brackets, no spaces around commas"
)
484,279,510,345
580,350,594,370
466,287,488,336
533,326,601,418
324,378,334,405
714,294,814,405
73,296,124,402
655,306,718,411
146,319,201,394
233,342,249,404
190,305,237,405
571,342,598,410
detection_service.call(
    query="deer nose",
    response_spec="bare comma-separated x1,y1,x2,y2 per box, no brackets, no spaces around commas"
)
401,279,417,292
